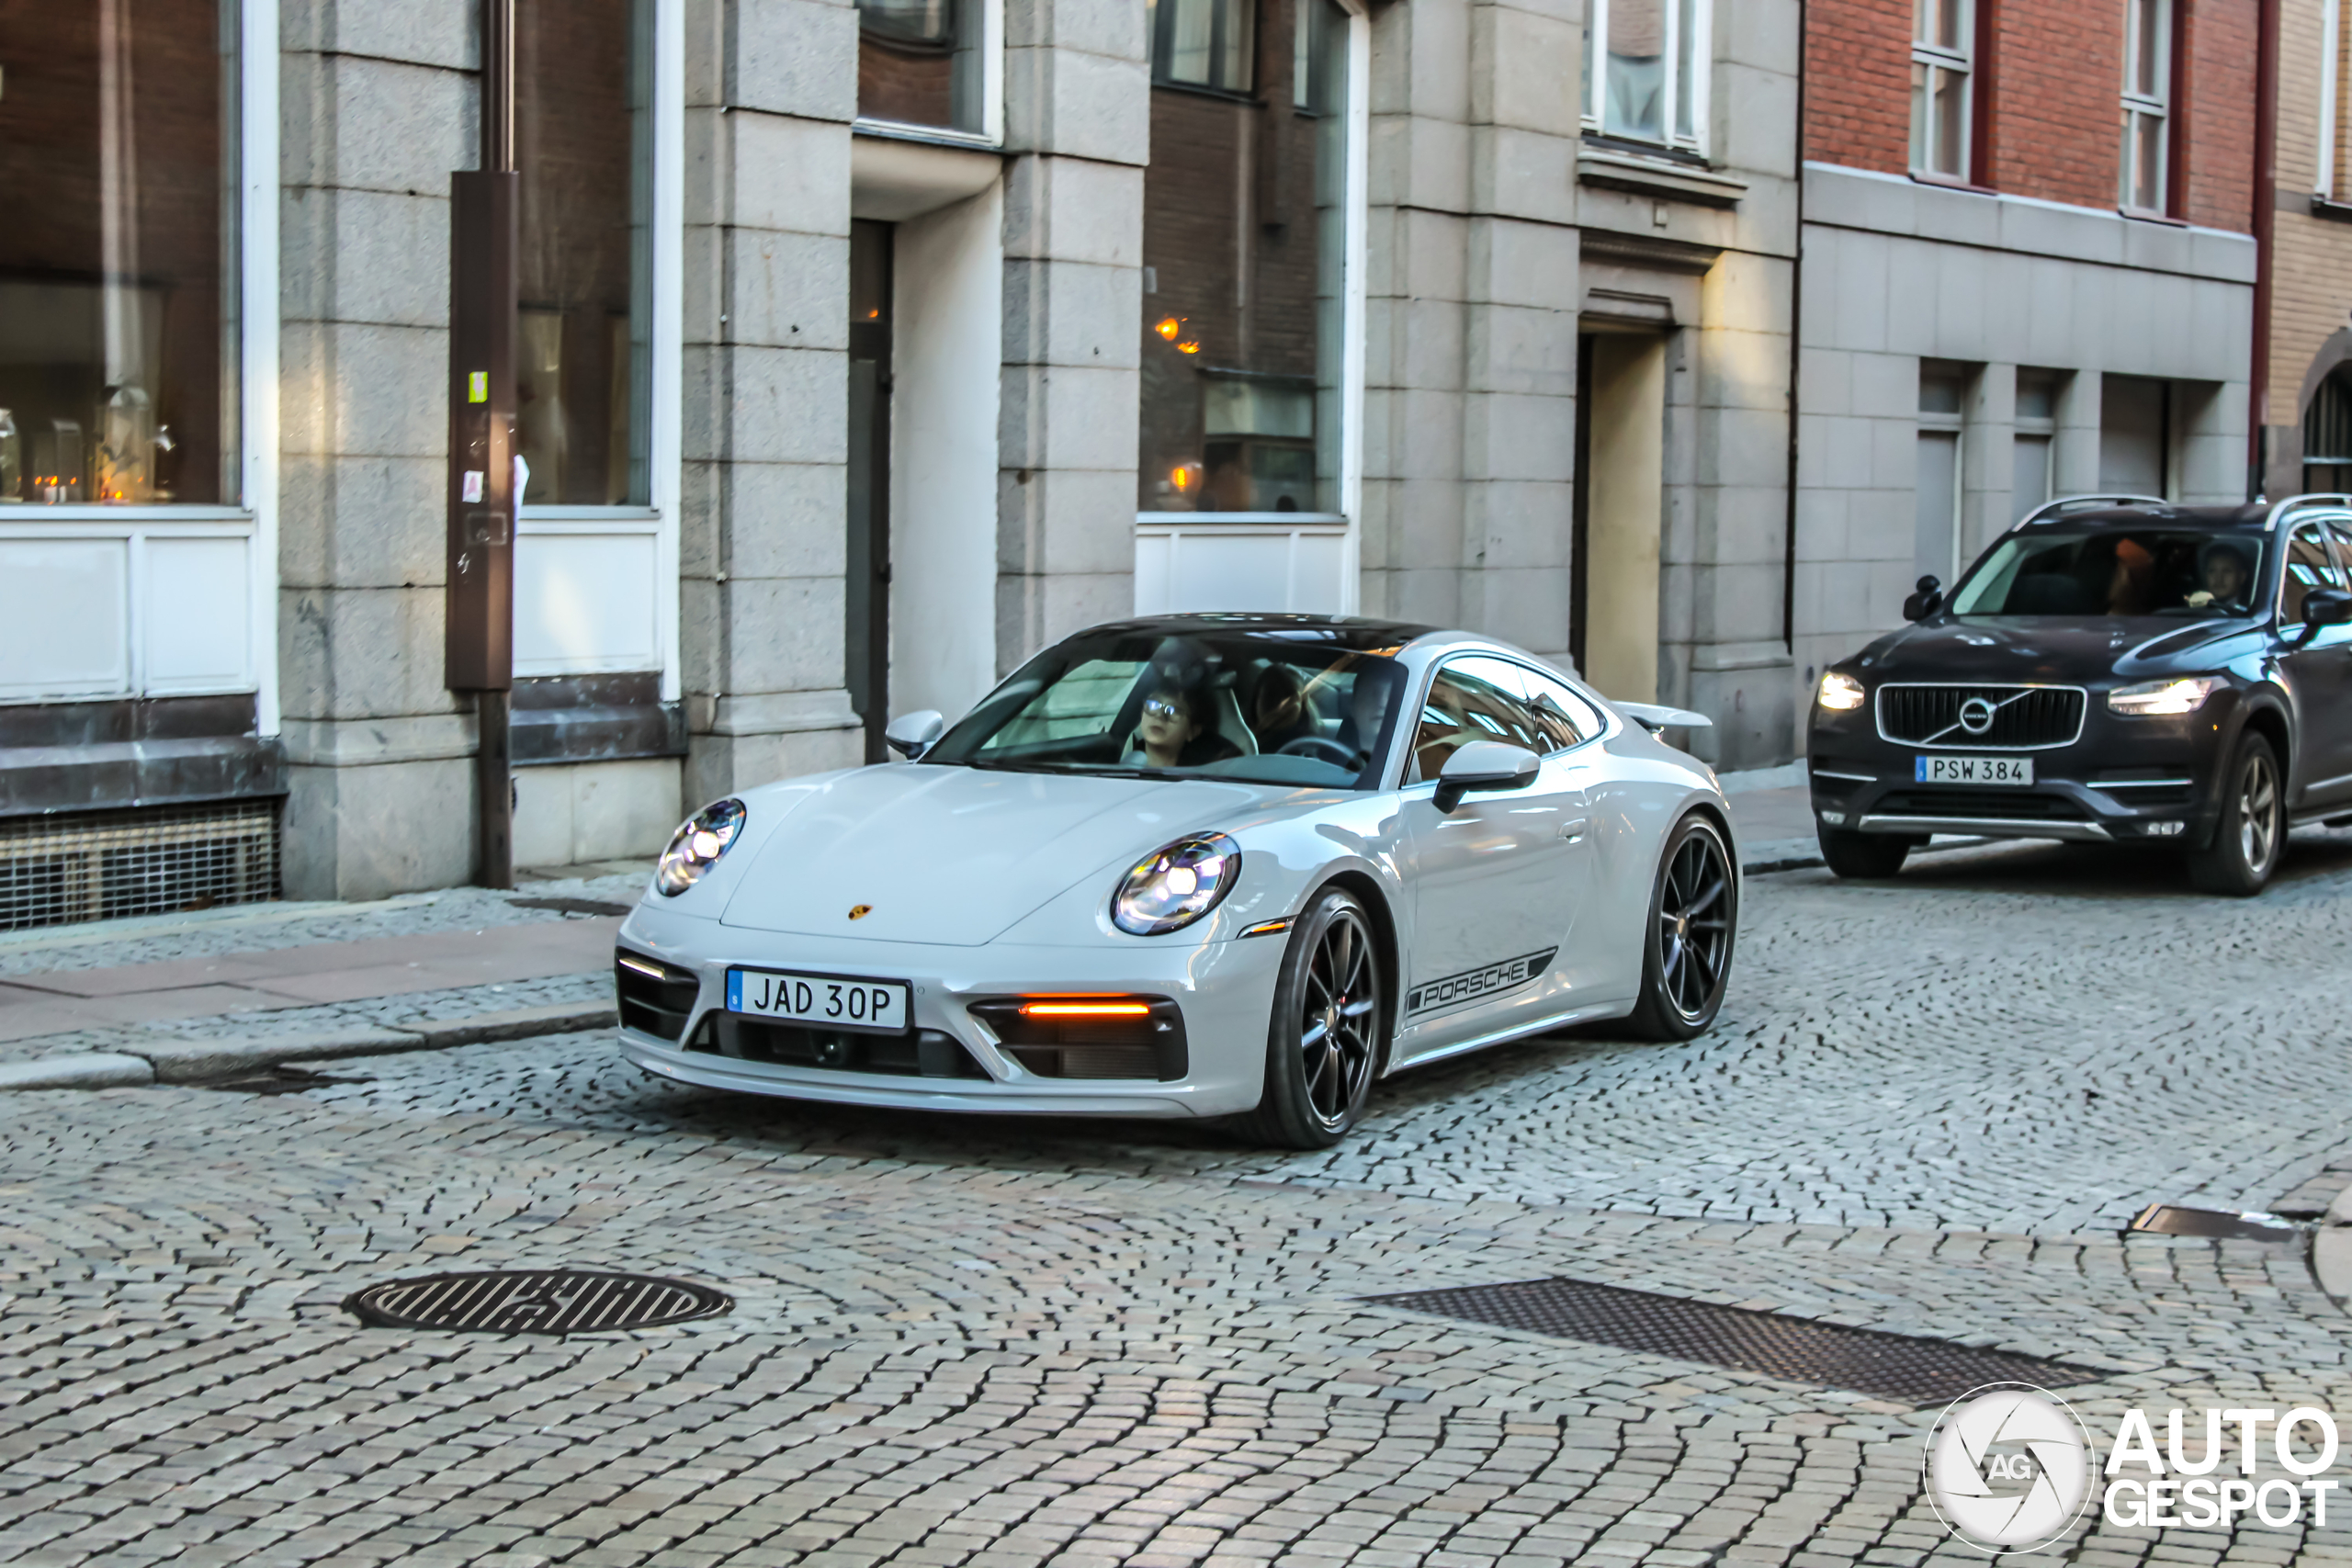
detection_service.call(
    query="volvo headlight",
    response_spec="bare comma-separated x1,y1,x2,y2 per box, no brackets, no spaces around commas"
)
2107,676,2221,716
655,798,747,896
1816,671,1866,711
1111,833,1240,936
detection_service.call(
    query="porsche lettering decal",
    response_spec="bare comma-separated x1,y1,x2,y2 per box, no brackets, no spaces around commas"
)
1405,948,1557,1017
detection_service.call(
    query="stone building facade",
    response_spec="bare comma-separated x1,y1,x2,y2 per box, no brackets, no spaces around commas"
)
0,0,2281,925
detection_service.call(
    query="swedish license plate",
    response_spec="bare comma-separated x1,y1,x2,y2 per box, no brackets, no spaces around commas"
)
726,968,910,1034
1915,755,2034,785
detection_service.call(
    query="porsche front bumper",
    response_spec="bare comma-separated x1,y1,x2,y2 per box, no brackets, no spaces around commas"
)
612,899,1290,1119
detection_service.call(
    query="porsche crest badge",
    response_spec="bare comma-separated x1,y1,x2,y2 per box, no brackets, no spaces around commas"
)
848,904,873,920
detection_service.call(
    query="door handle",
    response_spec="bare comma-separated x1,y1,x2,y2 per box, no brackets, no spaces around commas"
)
1559,818,1589,842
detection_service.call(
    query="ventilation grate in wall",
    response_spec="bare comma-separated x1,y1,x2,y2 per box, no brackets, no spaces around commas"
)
0,800,280,931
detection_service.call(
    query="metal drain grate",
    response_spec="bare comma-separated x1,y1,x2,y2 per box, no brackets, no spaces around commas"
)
345,1269,731,1334
0,800,279,931
1365,1277,2103,1404
2129,1203,2301,1242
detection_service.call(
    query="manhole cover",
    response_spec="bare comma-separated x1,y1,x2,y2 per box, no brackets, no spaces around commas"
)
345,1269,730,1334
1364,1276,2104,1404
2128,1203,2301,1242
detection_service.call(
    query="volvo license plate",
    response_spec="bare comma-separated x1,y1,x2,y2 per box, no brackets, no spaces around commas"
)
1915,755,2033,785
726,968,910,1033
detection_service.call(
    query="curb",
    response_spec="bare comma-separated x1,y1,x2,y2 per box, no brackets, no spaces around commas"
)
0,1002,618,1091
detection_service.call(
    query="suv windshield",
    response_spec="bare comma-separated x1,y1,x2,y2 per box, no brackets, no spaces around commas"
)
925,628,1411,788
1949,528,2269,617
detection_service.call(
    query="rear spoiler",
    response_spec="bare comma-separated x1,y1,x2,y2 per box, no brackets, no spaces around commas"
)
1615,701,1712,733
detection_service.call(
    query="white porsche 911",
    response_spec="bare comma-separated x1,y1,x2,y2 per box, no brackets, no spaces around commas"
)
614,615,1739,1147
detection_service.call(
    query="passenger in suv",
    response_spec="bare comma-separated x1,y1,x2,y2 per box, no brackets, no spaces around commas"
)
1807,496,2352,894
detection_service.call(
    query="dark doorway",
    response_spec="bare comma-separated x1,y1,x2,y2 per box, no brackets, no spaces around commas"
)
847,220,894,763
1569,333,1595,678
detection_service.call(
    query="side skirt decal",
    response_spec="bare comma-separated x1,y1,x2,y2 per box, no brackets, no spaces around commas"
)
1405,947,1557,1019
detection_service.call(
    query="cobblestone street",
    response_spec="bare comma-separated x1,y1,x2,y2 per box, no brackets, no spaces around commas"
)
8,836,2352,1566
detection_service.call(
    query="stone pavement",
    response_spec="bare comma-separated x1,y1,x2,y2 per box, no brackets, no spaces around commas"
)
7,829,2352,1564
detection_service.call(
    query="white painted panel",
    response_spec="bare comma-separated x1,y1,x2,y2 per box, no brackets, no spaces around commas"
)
144,536,254,693
515,531,661,674
0,537,130,699
1134,525,1349,615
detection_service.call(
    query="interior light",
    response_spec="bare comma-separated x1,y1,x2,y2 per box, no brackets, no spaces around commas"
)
1156,316,1182,340
1171,467,1193,491
1177,340,1202,355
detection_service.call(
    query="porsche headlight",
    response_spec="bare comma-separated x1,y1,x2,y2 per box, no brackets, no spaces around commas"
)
2108,676,2221,716
655,798,747,896
1815,671,1866,711
1112,833,1240,935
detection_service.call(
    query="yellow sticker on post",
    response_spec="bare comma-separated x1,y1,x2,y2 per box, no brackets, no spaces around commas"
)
468,370,488,403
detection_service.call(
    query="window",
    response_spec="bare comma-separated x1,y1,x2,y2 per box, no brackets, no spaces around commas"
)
1140,0,1356,515
0,0,235,504
2012,370,2058,525
1152,0,1255,93
2304,370,2352,492
1408,657,1581,783
2120,0,2171,211
1917,363,1966,582
2100,375,2169,496
2322,0,2344,198
1910,0,1972,178
1581,0,1709,150
515,0,654,505
2282,522,2347,626
858,0,985,131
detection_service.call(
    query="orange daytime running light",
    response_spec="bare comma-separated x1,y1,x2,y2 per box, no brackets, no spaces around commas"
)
1018,1001,1151,1018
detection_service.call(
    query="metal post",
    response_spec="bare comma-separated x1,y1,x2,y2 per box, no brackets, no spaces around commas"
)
447,0,518,887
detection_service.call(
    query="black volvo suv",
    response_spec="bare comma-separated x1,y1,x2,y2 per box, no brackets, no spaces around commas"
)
1808,494,2352,894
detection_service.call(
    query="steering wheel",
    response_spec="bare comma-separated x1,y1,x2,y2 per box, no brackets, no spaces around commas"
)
1277,736,1360,767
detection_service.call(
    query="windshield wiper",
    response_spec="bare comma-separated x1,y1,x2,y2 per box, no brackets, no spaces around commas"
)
962,759,1183,780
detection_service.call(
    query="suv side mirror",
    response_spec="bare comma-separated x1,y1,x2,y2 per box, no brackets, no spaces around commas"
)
883,710,944,760
1903,574,1944,622
2296,587,2352,643
1432,741,1541,813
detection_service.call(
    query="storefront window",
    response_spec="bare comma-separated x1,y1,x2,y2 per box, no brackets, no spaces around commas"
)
1140,0,1351,515
515,0,653,507
0,0,233,505
857,0,984,133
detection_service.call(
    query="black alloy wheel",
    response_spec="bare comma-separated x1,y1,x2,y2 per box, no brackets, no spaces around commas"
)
2188,732,2284,896
1240,887,1385,1148
1625,815,1738,1041
1818,825,1918,879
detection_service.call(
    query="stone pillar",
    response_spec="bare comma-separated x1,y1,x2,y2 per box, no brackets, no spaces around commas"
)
1964,362,2017,559
2052,368,2103,494
679,0,864,808
277,1,481,900
995,0,1149,673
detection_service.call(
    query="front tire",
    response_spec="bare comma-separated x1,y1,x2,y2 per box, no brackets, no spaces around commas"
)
1624,815,1738,1042
1238,888,1385,1149
2188,732,2284,896
1818,826,1917,878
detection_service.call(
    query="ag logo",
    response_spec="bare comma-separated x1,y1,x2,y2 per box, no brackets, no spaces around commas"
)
1923,1384,2093,1554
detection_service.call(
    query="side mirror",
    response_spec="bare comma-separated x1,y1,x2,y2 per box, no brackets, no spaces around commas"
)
1903,574,1944,622
883,710,944,760
1432,741,1541,814
2296,587,2352,643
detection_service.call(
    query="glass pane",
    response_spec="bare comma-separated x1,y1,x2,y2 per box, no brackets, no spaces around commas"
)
0,0,231,504
2133,110,2165,209
1581,6,1596,117
515,0,653,506
1156,0,1251,90
2133,0,2163,96
1935,0,1963,51
1910,61,1931,170
2015,372,2057,422
1141,0,1346,513
1605,0,1667,140
858,0,979,128
2283,525,2345,624
1931,65,1967,176
1408,659,1554,782
1914,0,1933,45
1916,431,1961,581
2010,434,2052,523
1919,364,1964,415
1674,0,1698,138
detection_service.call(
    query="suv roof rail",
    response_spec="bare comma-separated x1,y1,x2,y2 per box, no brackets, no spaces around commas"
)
2020,493,2167,524
2264,492,2352,528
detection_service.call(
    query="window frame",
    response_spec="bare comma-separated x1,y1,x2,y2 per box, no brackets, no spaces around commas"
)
1580,0,1714,156
2119,0,2172,215
2323,0,2342,198
1908,0,1973,180
851,0,1006,145
1132,0,1371,613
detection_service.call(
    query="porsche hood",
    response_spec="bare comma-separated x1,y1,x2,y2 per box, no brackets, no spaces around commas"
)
718,764,1269,946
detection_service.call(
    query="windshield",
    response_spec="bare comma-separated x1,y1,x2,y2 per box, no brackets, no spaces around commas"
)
1949,528,2269,617
925,628,1411,788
